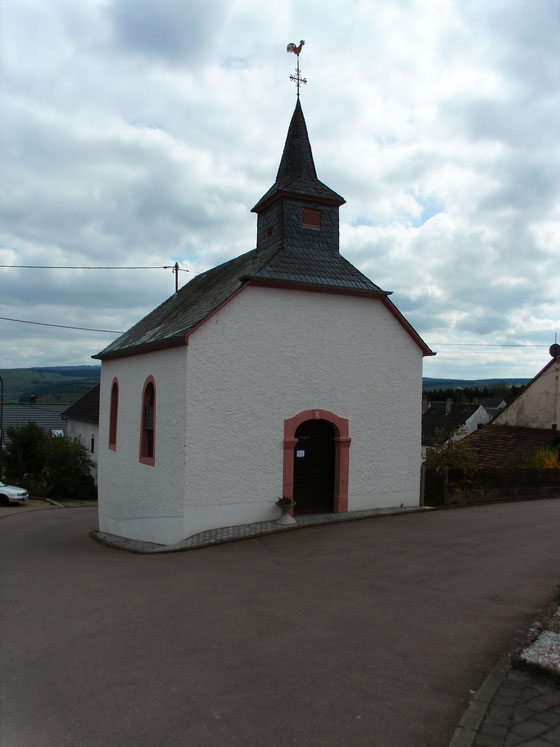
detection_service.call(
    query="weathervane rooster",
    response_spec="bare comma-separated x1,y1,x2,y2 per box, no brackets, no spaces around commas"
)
287,40,307,96
287,40,305,56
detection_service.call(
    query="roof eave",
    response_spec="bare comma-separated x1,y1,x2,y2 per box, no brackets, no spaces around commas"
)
380,296,435,357
241,276,390,299
93,334,188,361
251,189,345,214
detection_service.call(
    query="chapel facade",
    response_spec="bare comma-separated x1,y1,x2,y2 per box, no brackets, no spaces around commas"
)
95,98,433,545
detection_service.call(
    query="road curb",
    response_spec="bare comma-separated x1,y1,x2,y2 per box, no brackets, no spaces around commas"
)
448,654,510,747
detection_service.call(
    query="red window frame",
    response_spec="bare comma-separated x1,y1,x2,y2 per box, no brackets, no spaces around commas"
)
139,376,156,466
108,378,119,451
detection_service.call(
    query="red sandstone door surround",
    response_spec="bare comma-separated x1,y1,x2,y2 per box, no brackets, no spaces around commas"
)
283,409,351,513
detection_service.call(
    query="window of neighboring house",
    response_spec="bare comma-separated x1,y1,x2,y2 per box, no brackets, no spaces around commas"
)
109,379,119,450
139,377,156,466
91,435,95,453
302,208,321,228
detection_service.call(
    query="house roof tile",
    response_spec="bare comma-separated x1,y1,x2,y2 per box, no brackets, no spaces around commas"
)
62,384,100,424
2,403,68,436
466,425,559,469
422,401,480,446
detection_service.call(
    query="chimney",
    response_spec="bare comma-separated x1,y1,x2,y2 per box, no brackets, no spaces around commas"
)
445,398,453,415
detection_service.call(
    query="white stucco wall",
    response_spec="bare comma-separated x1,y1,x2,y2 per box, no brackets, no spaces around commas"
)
97,346,188,544
493,359,560,429
462,406,491,438
182,285,424,538
65,419,99,483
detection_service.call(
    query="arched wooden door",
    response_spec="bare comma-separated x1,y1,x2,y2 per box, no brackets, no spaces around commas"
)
293,419,335,514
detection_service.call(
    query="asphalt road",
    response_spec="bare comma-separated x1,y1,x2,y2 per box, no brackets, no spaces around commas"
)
1,500,559,746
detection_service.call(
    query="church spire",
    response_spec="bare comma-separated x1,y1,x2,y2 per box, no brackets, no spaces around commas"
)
251,99,345,214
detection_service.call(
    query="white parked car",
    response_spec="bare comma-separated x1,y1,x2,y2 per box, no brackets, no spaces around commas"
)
0,481,29,505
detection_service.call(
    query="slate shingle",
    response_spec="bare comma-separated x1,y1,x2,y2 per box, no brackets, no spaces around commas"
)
422,401,481,446
62,384,100,424
251,99,345,212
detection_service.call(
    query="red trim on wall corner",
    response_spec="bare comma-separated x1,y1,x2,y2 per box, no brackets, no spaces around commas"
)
108,377,119,451
139,376,156,467
283,409,350,513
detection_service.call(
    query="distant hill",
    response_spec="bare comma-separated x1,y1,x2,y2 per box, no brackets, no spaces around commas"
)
1,367,532,403
422,377,531,392
0,365,101,403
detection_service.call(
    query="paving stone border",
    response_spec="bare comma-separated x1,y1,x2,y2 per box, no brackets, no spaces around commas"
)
449,601,560,747
92,505,429,554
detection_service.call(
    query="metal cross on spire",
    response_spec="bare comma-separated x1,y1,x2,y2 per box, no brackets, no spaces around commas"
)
287,39,307,97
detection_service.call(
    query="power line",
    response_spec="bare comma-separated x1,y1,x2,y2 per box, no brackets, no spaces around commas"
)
0,264,189,271
0,316,123,334
433,344,540,348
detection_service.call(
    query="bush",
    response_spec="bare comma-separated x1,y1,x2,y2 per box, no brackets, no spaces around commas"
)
3,423,95,500
45,436,96,501
3,422,49,488
424,427,477,477
525,447,560,470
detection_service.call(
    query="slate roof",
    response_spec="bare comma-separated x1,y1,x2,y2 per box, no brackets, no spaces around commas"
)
62,384,100,425
251,99,345,212
422,401,481,446
2,403,68,437
95,98,433,361
466,425,560,469
95,246,389,359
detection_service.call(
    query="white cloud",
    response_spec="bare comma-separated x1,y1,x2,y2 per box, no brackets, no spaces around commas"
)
0,0,558,378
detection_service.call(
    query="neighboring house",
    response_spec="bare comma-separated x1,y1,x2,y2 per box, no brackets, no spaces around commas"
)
62,384,100,483
2,401,68,441
422,400,490,456
467,353,560,468
472,397,507,419
94,98,434,546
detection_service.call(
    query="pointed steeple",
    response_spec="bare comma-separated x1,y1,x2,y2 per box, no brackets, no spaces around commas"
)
251,100,345,213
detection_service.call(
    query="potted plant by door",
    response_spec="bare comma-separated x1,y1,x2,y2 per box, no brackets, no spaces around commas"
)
275,496,296,526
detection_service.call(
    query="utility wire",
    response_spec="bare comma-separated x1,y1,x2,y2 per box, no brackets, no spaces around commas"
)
0,314,552,349
0,264,189,271
428,342,547,348
0,316,123,334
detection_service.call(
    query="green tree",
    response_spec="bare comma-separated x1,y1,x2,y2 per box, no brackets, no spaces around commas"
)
424,427,477,476
3,424,95,500
3,422,49,491
45,436,96,500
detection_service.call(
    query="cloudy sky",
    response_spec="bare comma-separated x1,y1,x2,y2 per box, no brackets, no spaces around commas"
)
1,0,559,379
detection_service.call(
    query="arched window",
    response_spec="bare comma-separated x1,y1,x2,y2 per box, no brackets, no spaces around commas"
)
108,379,119,450
139,377,156,466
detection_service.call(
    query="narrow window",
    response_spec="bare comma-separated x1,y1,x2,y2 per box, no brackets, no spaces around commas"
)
302,208,321,228
264,226,274,238
91,435,95,453
109,379,119,450
139,377,156,466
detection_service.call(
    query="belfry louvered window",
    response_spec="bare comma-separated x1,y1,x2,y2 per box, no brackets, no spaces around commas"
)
302,208,321,228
